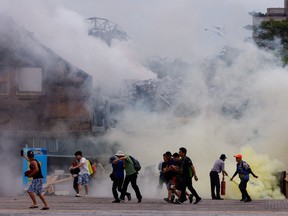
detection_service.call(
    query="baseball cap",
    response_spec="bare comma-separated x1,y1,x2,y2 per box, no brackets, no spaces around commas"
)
234,154,242,159
220,154,227,159
27,150,34,158
109,156,116,163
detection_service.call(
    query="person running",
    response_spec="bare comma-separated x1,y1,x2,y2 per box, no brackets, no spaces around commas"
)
176,147,201,204
158,153,166,190
69,160,80,195
230,154,258,202
210,154,228,200
115,151,142,203
71,151,90,197
109,156,131,203
22,150,49,210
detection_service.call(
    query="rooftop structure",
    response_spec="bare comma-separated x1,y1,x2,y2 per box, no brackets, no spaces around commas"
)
252,0,288,26
87,17,128,46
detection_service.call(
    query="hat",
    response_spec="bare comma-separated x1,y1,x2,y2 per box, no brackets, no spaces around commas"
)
115,151,125,157
109,156,116,163
165,151,172,157
234,154,242,159
27,150,34,158
220,154,227,159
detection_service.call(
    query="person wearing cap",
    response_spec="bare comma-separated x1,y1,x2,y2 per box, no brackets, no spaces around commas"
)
109,156,131,203
210,154,228,200
22,150,49,210
230,154,258,202
114,151,142,203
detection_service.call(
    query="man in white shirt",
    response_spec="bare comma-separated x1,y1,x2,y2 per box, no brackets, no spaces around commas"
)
71,151,90,197
210,154,228,200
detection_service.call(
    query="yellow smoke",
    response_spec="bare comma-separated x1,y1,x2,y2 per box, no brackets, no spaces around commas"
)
226,146,285,199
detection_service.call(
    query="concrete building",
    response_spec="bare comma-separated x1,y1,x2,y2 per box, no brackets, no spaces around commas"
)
0,14,95,159
252,0,288,26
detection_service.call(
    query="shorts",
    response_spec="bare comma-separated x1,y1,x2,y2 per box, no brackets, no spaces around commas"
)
27,178,44,195
78,173,90,185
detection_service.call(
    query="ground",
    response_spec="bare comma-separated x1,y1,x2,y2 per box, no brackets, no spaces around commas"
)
0,195,288,216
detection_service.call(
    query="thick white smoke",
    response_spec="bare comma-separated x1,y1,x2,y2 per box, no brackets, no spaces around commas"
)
0,0,287,200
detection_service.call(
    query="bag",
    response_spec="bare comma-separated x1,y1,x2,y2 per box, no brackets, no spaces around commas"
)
87,160,94,175
129,156,141,172
110,173,116,181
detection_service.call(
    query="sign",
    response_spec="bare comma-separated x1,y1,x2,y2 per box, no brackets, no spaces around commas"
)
22,148,47,190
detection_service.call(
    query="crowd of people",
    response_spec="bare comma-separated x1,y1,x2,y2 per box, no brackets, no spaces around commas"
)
21,147,258,210
158,148,258,204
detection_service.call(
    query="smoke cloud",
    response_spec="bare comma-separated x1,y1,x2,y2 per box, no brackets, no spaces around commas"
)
0,0,287,200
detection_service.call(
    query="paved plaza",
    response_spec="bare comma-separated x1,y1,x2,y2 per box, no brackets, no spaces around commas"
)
0,195,288,216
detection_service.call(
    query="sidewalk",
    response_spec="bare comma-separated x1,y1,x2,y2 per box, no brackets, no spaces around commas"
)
0,195,288,216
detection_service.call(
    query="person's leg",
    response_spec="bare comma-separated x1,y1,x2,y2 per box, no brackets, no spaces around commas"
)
187,178,200,200
77,175,83,196
179,178,187,202
120,175,131,200
120,177,131,200
85,185,89,196
130,173,142,201
210,171,216,199
215,174,221,198
27,180,38,207
28,192,38,206
240,180,251,201
112,180,119,200
38,194,49,208
73,177,79,194
239,180,246,200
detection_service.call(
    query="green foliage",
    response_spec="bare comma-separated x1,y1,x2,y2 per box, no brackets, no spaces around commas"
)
253,19,288,64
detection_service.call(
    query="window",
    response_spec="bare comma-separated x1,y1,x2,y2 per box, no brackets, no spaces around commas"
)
0,67,9,95
17,68,42,94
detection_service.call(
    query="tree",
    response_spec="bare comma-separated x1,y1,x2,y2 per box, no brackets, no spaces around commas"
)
253,19,288,64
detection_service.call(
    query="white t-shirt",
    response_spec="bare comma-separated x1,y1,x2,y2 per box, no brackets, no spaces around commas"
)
79,157,89,175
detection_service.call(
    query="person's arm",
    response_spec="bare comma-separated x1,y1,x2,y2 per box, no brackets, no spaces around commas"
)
27,160,38,178
72,159,84,169
230,170,238,181
22,155,29,162
221,162,228,177
192,165,198,181
248,168,258,178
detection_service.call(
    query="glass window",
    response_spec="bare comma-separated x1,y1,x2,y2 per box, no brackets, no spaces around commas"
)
18,68,42,94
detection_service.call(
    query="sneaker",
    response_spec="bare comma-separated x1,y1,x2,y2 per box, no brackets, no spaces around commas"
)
193,197,201,204
138,196,142,203
215,197,223,200
189,194,193,204
175,199,183,204
119,199,125,203
164,198,172,203
127,194,132,201
75,194,81,197
171,194,175,202
112,199,121,203
244,197,252,202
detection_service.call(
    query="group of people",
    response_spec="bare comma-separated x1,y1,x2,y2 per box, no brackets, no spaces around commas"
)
22,147,258,210
109,151,142,203
158,147,202,204
159,149,258,204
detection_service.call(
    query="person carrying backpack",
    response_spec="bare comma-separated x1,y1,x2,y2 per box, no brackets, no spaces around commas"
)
230,154,258,202
114,151,142,203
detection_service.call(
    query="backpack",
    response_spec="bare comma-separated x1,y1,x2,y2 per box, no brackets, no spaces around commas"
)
87,160,94,175
129,156,141,172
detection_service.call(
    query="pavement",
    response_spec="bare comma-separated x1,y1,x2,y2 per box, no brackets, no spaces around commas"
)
0,195,288,216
